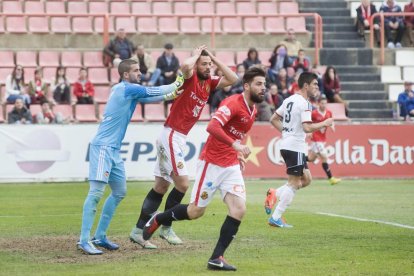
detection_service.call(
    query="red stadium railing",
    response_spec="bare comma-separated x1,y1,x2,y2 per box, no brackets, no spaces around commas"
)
1,13,323,64
370,12,414,65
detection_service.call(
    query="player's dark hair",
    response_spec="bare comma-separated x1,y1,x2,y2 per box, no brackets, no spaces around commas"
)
118,59,138,79
200,50,209,56
242,66,266,84
298,72,318,89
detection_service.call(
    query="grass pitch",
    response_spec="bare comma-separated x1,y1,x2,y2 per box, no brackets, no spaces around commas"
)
0,179,413,275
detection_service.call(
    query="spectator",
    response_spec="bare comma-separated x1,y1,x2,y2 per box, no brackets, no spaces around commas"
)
322,66,347,106
51,66,71,104
72,68,95,104
404,0,414,46
397,81,414,118
209,86,233,114
266,83,284,112
8,98,32,124
275,68,294,99
103,28,135,66
131,44,155,86
268,44,291,84
149,43,180,86
5,65,30,106
380,0,405,48
311,65,324,93
228,64,245,95
288,72,301,95
242,48,262,70
356,0,380,44
292,49,310,73
279,28,303,60
28,68,48,104
256,100,273,121
35,100,64,124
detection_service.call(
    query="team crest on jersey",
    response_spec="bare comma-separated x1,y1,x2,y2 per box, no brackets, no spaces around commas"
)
177,161,184,169
104,171,109,178
240,116,248,123
201,191,209,200
218,105,231,116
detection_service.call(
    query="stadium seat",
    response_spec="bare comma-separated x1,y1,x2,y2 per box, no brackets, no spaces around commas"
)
110,2,130,15
28,17,49,33
150,51,162,63
152,2,172,14
131,2,151,15
88,68,109,84
68,1,88,15
30,104,43,120
0,16,4,33
42,67,56,83
215,51,236,67
236,2,256,15
94,17,115,34
174,2,193,14
381,66,402,83
286,17,307,33
265,17,285,34
72,17,94,34
53,104,73,121
83,51,104,67
403,67,414,82
130,104,144,122
198,105,211,121
25,1,45,14
388,84,404,101
51,17,71,33
216,2,235,15
258,2,277,15
137,17,158,34
3,1,23,14
115,17,136,33
195,2,214,15
180,17,200,34
46,2,65,15
98,104,106,120
61,52,82,68
16,51,37,67
174,50,191,63
201,18,222,33
0,68,12,85
143,103,165,121
65,67,80,83
24,67,37,83
396,51,414,66
89,1,108,14
74,105,98,122
260,50,272,67
0,51,15,67
110,67,120,84
38,51,60,67
279,2,299,14
222,17,243,34
6,16,27,33
236,51,246,65
0,105,4,123
94,86,111,104
159,17,179,33
244,17,264,34
327,103,348,121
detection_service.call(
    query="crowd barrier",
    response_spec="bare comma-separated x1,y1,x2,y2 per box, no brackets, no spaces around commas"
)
0,123,413,183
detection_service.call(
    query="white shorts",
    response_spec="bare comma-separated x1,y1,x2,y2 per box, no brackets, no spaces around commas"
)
153,127,188,183
190,159,246,208
310,141,327,155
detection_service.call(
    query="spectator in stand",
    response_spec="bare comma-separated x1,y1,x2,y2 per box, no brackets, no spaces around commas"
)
103,28,135,66
242,48,262,70
266,83,284,112
51,66,71,104
292,49,310,73
149,43,180,86
288,72,301,95
380,0,405,48
228,64,245,95
28,68,48,104
8,98,32,124
72,68,95,104
209,85,233,114
5,65,30,107
131,44,155,86
35,100,64,124
311,65,324,94
275,67,294,99
279,28,303,60
404,0,414,46
356,0,380,45
397,81,414,118
268,44,291,84
322,66,347,107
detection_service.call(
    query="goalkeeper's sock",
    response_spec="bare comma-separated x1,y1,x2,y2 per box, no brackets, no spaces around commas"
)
211,216,241,260
136,189,164,229
272,184,296,221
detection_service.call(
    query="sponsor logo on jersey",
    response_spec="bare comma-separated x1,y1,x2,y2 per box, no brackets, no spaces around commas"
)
190,91,208,106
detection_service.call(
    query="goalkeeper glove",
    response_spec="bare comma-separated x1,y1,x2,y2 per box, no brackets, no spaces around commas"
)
173,72,185,89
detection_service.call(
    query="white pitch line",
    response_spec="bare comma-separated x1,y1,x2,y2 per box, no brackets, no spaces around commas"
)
317,212,414,230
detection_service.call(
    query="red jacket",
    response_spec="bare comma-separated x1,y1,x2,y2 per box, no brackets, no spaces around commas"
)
72,80,95,98
404,3,414,25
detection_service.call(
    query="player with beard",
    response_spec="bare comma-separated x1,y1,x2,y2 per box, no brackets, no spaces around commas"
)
142,67,267,271
77,59,184,255
130,46,238,248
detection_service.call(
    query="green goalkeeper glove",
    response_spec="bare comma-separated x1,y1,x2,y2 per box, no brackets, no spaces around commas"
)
173,72,185,89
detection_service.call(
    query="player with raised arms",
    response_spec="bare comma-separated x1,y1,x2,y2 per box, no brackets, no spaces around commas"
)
265,72,333,228
77,59,184,255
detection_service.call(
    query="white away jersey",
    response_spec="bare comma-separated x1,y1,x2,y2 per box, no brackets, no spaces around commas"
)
275,94,312,153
